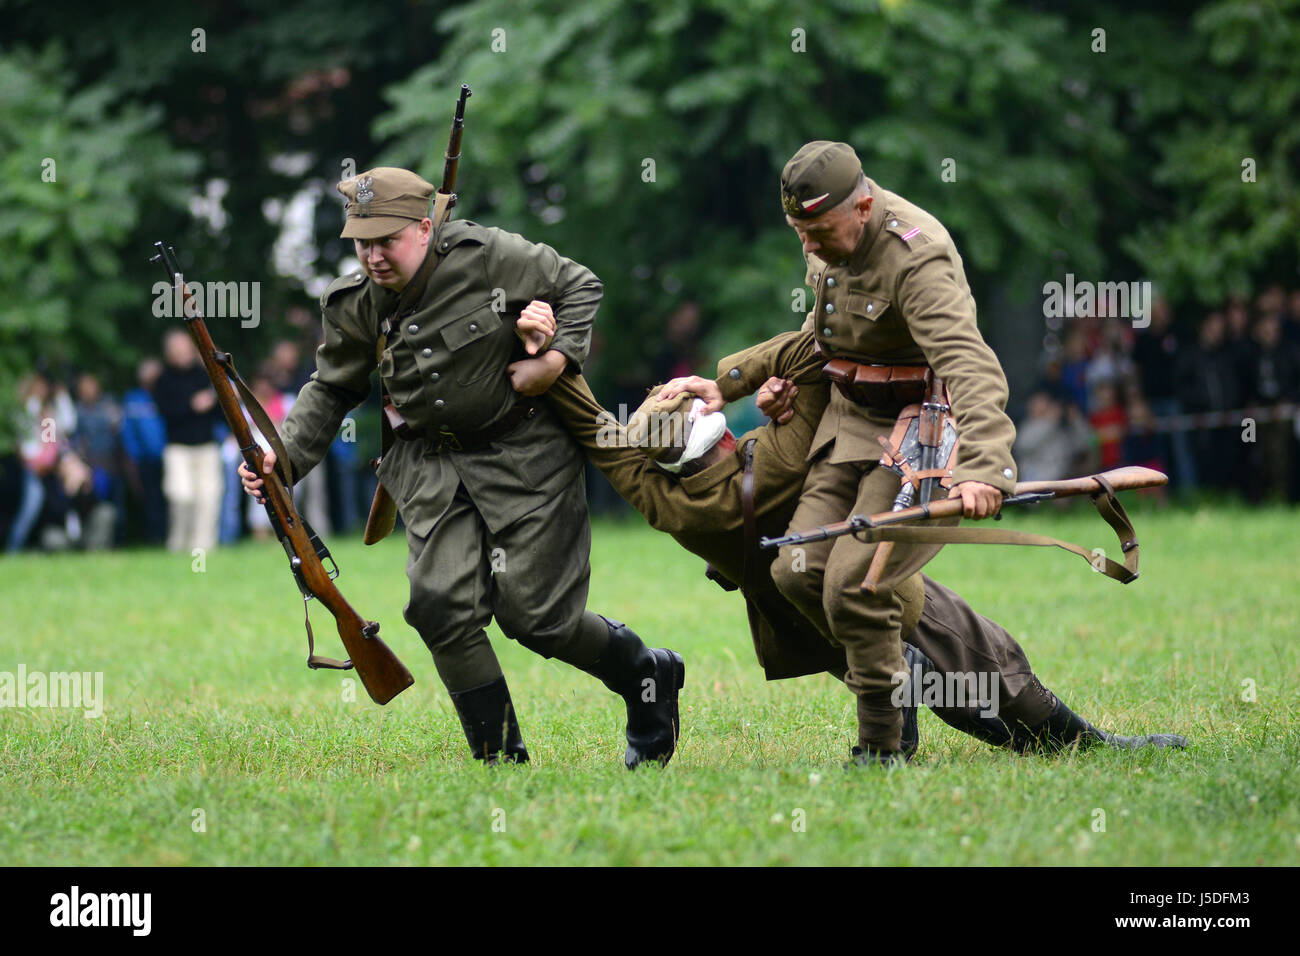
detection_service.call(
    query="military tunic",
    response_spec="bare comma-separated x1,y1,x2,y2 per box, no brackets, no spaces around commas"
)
772,177,1018,752
543,329,1053,732
280,219,606,691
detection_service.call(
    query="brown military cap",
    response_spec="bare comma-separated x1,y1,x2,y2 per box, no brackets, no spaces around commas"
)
337,167,436,239
780,141,863,219
626,387,695,465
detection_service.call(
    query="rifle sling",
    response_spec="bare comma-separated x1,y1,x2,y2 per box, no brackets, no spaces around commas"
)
852,475,1142,584
366,232,448,544
740,439,763,636
216,351,295,489
302,598,353,671
211,351,360,670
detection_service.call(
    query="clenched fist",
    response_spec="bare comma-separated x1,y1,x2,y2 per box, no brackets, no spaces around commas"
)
516,300,556,355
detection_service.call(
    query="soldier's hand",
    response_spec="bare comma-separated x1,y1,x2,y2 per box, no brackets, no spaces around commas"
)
507,350,567,396
516,300,556,356
657,375,725,413
952,480,1002,520
756,376,798,425
238,450,276,505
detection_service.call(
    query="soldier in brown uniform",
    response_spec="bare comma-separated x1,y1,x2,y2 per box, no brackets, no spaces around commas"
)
240,167,683,769
761,142,1023,763
533,327,1186,756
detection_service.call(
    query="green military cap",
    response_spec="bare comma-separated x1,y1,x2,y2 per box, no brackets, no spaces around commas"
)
337,167,436,240
626,387,695,465
780,141,863,219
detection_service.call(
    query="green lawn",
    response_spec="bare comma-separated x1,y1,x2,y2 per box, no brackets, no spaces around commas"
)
2,501,1297,865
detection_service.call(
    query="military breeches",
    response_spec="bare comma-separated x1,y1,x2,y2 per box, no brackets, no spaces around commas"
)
403,475,593,692
908,576,1055,732
770,454,957,749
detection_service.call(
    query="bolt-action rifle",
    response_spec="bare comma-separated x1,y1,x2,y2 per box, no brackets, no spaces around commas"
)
762,466,1167,586
151,242,415,705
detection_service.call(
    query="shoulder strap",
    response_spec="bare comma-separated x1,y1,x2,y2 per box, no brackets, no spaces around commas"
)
740,439,763,636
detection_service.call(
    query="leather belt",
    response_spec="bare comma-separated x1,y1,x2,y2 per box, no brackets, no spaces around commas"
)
395,398,540,451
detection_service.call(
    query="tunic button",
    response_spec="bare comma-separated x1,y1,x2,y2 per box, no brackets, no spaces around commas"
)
729,368,741,380
440,241,449,251
825,303,835,313
1003,467,1014,480
434,399,445,409
430,372,440,382
422,348,433,358
826,277,836,288
408,324,418,334
822,327,833,337
866,303,873,313
890,220,899,228
468,323,478,333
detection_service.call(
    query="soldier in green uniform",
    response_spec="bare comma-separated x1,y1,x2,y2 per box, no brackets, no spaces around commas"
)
530,326,1186,755
240,167,683,768
764,142,1021,763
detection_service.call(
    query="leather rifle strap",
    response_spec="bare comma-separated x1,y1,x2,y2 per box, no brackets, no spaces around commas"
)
849,477,1143,584
740,439,764,637
217,352,295,488
366,234,448,542
215,352,356,670
302,596,352,670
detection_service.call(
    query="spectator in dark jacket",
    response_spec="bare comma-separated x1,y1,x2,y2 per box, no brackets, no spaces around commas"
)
121,358,168,544
1242,313,1299,502
1177,312,1242,492
154,330,222,552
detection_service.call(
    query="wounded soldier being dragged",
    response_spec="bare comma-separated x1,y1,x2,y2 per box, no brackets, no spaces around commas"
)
517,318,1187,762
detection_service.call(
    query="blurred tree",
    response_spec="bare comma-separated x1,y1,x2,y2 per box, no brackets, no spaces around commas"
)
1118,0,1300,304
377,0,1127,387
0,45,198,444
1,0,1297,430
0,0,450,434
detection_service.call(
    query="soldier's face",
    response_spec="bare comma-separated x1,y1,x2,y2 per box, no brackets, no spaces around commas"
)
786,193,872,262
354,219,432,291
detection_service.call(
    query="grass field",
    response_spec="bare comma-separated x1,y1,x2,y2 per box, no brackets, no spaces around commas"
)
2,500,1297,866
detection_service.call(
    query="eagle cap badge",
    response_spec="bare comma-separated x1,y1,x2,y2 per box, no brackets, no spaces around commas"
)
356,175,374,216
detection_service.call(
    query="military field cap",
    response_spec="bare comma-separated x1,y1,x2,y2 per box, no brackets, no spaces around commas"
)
780,141,863,219
337,167,435,239
626,388,695,464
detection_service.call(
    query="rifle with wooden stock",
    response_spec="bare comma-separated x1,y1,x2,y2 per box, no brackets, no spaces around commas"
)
151,242,415,705
761,466,1167,586
363,82,472,545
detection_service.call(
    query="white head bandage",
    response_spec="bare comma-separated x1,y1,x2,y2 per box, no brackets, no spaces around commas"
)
657,399,728,474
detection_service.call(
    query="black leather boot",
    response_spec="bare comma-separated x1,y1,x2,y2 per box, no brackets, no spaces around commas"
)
1011,688,1189,753
587,617,685,769
845,644,924,767
448,676,530,765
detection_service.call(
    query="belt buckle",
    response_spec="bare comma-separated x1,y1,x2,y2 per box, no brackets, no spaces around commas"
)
437,426,463,452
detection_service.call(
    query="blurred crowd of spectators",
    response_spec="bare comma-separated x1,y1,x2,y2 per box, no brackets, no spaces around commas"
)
1,326,368,555
4,284,1297,555
1016,284,1300,502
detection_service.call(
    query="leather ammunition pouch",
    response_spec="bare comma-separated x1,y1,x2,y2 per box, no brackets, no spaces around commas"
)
822,359,931,415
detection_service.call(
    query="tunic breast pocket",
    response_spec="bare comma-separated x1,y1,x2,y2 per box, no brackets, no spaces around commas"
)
378,345,418,407
846,291,891,322
440,305,505,386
